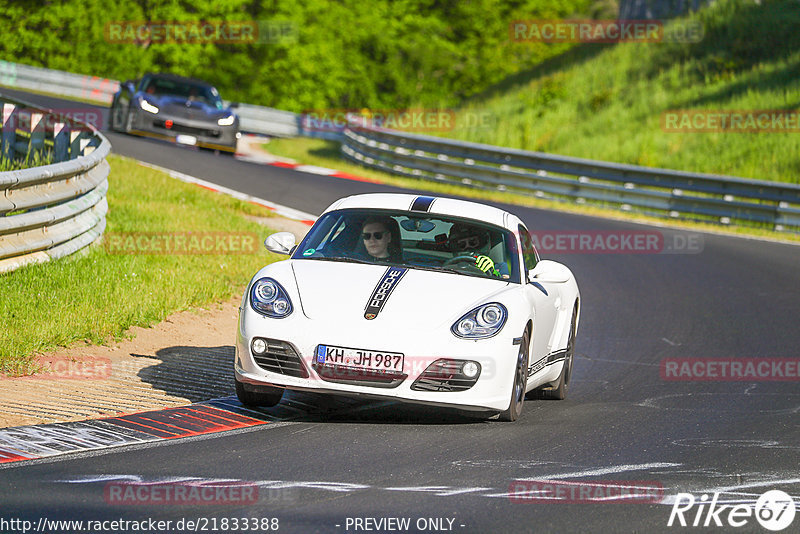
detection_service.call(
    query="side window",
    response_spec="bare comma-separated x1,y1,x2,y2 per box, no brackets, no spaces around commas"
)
518,225,539,276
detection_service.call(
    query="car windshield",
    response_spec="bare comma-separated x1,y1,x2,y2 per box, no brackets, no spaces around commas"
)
293,209,521,282
142,77,224,109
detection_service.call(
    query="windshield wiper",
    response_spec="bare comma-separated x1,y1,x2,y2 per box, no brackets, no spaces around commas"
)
315,256,374,265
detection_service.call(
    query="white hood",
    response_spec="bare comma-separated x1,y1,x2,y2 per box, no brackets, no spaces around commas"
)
290,260,512,329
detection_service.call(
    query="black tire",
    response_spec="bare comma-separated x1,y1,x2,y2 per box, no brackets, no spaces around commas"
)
499,328,530,422
235,378,283,407
533,304,577,401
123,105,135,134
110,99,124,132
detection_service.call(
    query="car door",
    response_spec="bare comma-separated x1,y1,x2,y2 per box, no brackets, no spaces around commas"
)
519,224,559,379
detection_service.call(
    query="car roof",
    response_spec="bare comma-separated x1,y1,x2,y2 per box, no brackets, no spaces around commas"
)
323,193,517,230
142,72,215,88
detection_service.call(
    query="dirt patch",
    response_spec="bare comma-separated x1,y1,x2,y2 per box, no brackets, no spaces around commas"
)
0,217,310,429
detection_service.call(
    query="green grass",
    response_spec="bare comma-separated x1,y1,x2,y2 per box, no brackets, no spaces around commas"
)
263,0,800,240
0,150,53,171
262,137,800,244
0,155,281,375
442,0,800,183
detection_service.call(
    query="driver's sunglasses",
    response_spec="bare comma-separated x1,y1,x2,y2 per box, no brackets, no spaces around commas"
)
455,235,481,250
362,231,386,241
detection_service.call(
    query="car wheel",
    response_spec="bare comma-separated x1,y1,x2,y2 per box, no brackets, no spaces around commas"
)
123,106,135,134
533,304,577,401
110,100,124,132
235,378,284,407
499,328,530,422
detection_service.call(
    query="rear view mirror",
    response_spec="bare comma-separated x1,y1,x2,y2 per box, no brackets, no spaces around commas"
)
265,232,296,255
400,219,436,233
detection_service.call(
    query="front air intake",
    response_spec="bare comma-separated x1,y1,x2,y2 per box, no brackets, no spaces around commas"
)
410,359,481,392
251,338,309,378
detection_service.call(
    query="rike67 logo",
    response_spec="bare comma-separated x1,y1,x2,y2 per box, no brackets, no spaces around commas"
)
668,490,796,531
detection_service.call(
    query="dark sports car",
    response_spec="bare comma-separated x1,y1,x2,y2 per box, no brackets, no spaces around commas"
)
109,73,240,153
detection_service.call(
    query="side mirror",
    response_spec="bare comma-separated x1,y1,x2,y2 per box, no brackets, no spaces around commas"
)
529,260,570,284
123,80,136,93
264,232,296,255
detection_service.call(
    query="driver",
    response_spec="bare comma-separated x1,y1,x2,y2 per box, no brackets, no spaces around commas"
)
447,223,500,277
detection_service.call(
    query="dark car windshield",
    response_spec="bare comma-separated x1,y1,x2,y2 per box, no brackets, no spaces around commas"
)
141,77,224,109
293,209,521,283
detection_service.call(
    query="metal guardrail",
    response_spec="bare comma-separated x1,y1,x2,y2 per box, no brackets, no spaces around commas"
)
4,60,798,232
341,122,800,232
0,60,119,104
0,93,110,273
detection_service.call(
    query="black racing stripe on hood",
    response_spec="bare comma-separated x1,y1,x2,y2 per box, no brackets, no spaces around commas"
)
364,266,408,320
410,196,436,212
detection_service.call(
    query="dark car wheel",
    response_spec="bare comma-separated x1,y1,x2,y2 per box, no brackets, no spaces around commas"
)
235,378,284,407
499,328,530,422
110,99,125,132
123,106,135,134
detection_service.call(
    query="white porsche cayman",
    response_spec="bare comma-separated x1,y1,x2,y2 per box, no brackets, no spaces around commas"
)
234,193,580,421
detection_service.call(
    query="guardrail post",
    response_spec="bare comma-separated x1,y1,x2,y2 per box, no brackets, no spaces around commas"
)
53,121,69,163
2,102,17,161
28,111,45,162
14,109,32,158
69,130,86,159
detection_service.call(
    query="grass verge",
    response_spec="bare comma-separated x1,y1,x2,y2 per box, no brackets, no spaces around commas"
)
263,136,800,244
0,154,281,375
442,0,800,183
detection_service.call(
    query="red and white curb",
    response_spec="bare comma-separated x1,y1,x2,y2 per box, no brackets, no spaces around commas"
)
262,160,383,184
0,399,272,465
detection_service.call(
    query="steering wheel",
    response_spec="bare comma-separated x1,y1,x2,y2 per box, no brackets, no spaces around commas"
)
442,254,484,274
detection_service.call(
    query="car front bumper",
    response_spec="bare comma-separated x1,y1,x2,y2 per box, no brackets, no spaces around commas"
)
234,304,521,413
129,108,239,152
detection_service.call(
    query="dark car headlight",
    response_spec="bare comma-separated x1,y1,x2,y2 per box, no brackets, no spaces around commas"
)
250,277,293,318
452,303,507,339
140,99,159,114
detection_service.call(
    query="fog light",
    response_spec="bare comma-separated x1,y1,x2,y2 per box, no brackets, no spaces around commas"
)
462,361,480,378
252,338,267,354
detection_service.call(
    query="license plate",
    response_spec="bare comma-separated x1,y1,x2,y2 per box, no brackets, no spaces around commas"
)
316,345,404,374
176,134,197,145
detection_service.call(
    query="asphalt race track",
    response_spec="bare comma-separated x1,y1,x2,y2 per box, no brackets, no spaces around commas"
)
1,88,798,533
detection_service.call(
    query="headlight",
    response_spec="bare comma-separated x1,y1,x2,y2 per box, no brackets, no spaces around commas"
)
139,98,158,113
140,99,159,114
250,277,293,318
451,302,507,339
217,115,235,126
